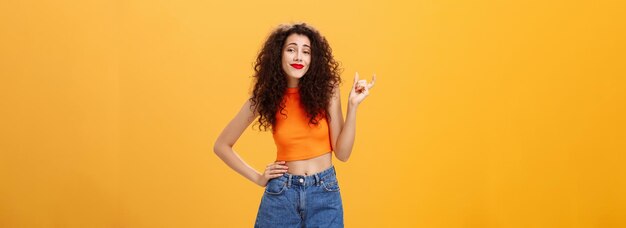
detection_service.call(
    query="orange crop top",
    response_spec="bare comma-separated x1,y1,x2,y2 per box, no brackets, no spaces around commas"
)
273,87,333,161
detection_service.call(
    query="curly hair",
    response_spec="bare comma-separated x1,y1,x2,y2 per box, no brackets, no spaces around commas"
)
250,23,341,132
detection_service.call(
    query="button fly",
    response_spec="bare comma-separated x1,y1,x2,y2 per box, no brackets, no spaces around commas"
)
299,178,304,183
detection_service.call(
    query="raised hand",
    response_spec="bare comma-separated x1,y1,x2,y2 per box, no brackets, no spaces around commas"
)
348,72,376,106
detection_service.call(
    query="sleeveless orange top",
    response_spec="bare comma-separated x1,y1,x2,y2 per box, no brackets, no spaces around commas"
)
273,87,332,161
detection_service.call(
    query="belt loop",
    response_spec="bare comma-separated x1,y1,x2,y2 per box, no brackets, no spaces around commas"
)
287,174,292,188
314,174,320,186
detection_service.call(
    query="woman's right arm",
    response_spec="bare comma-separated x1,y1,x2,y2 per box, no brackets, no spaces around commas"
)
213,99,287,187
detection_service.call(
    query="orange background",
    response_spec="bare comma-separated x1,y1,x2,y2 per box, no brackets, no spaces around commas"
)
1,0,625,227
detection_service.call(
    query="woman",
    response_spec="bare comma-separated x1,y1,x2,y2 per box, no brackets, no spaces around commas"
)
213,22,375,228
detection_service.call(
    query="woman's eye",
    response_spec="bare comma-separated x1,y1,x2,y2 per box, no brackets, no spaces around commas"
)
304,51,310,54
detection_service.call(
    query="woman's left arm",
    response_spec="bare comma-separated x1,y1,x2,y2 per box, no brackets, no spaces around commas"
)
328,72,376,162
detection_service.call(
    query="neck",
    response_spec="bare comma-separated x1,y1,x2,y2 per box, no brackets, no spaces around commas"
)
287,77,299,88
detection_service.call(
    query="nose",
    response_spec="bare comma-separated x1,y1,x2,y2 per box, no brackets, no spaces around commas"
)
293,50,302,62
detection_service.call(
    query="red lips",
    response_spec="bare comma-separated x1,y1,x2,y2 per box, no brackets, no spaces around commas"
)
290,64,304,69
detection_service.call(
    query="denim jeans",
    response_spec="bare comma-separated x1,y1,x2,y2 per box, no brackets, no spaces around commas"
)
254,166,344,228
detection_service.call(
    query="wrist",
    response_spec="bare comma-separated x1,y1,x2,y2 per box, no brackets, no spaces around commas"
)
255,173,266,187
348,101,360,109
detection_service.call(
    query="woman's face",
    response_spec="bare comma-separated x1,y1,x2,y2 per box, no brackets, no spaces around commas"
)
281,33,311,86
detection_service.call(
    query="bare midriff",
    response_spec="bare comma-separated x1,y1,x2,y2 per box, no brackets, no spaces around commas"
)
284,152,332,176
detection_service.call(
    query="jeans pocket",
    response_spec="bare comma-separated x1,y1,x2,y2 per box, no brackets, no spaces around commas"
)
321,179,340,192
264,177,287,195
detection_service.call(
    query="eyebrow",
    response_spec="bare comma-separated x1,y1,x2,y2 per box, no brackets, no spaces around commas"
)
286,43,311,48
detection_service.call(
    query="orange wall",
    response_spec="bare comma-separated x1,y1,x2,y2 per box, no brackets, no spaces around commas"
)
1,0,625,227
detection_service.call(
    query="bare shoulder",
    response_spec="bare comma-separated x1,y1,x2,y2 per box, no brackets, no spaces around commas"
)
327,85,343,122
331,84,341,99
238,98,259,121
215,98,259,147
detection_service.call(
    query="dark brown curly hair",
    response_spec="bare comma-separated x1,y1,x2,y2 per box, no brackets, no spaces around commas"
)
250,23,341,131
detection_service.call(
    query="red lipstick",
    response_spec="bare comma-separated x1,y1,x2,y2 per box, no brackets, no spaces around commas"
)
290,64,304,69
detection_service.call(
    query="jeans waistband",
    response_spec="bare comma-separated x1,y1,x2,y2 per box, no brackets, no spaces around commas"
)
282,165,336,187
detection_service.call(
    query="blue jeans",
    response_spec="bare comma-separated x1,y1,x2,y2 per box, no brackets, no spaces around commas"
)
255,166,344,228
